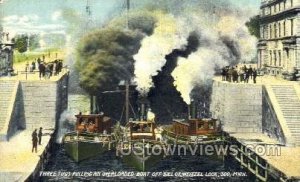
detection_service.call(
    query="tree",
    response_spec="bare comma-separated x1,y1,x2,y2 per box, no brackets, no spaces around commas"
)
14,35,28,53
76,12,157,95
76,28,144,95
246,15,260,39
29,34,40,50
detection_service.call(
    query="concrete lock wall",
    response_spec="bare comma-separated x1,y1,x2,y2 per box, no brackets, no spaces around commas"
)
210,80,263,133
19,74,68,131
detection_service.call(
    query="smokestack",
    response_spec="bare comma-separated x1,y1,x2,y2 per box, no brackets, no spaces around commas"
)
192,100,196,119
141,103,145,121
188,100,197,119
188,104,191,119
139,96,149,121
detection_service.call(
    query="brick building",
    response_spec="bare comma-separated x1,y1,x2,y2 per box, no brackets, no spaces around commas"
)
258,0,300,77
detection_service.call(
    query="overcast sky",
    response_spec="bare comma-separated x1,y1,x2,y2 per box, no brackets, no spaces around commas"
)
0,0,261,37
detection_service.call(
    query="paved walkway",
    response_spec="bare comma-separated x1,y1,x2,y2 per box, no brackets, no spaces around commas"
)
0,51,66,81
0,69,69,82
0,130,53,181
214,75,297,85
231,132,300,178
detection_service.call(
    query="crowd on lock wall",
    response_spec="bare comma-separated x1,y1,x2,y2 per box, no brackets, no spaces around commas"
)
25,57,63,79
221,65,258,84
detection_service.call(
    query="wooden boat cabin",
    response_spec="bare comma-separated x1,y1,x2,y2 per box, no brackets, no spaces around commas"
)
173,118,218,136
75,114,112,134
128,121,155,140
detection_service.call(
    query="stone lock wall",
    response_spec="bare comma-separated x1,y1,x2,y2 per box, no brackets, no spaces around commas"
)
20,74,68,131
210,80,263,133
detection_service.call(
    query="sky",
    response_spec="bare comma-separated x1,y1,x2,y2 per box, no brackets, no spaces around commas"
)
0,0,261,41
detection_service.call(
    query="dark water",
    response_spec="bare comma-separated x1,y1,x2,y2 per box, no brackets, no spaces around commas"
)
41,144,255,182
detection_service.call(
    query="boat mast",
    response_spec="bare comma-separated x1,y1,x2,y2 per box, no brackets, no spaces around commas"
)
125,0,130,123
126,0,130,29
125,81,129,123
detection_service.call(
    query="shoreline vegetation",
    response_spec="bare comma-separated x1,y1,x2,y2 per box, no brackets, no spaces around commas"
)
14,48,63,64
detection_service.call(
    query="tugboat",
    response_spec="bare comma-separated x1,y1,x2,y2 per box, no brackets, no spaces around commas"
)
117,117,164,171
162,102,222,145
63,113,116,162
162,118,222,145
116,83,165,171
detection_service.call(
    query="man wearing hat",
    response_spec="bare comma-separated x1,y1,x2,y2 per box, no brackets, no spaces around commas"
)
38,127,43,145
32,129,38,153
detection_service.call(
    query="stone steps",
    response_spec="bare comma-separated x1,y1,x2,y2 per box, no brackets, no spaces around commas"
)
279,105,300,107
282,111,300,114
281,108,300,111
277,105,300,108
274,93,298,95
271,84,300,146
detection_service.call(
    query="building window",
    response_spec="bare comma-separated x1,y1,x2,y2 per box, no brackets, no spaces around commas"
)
279,23,281,37
291,0,293,7
278,3,281,11
278,51,281,66
286,49,289,59
274,23,277,38
284,0,286,9
291,19,294,36
274,51,277,66
284,21,286,36
270,24,272,38
270,51,273,65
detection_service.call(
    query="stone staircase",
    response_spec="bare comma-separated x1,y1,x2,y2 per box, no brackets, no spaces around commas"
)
271,85,300,146
0,80,18,140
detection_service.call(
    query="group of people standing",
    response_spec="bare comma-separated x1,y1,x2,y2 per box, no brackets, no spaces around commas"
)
37,58,63,79
31,127,43,153
26,57,64,79
221,65,258,84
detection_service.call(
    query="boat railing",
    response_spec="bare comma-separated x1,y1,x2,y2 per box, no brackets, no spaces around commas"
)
162,128,191,141
64,131,114,142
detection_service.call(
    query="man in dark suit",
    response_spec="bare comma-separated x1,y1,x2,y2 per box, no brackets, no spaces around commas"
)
32,129,38,153
253,68,258,84
38,127,43,145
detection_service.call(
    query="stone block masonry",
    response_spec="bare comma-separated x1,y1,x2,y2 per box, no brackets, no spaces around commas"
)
20,73,69,130
210,80,263,133
210,77,300,146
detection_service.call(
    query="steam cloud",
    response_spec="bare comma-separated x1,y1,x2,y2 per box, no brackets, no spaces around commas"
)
172,48,227,104
56,110,77,143
133,11,190,94
133,0,258,104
